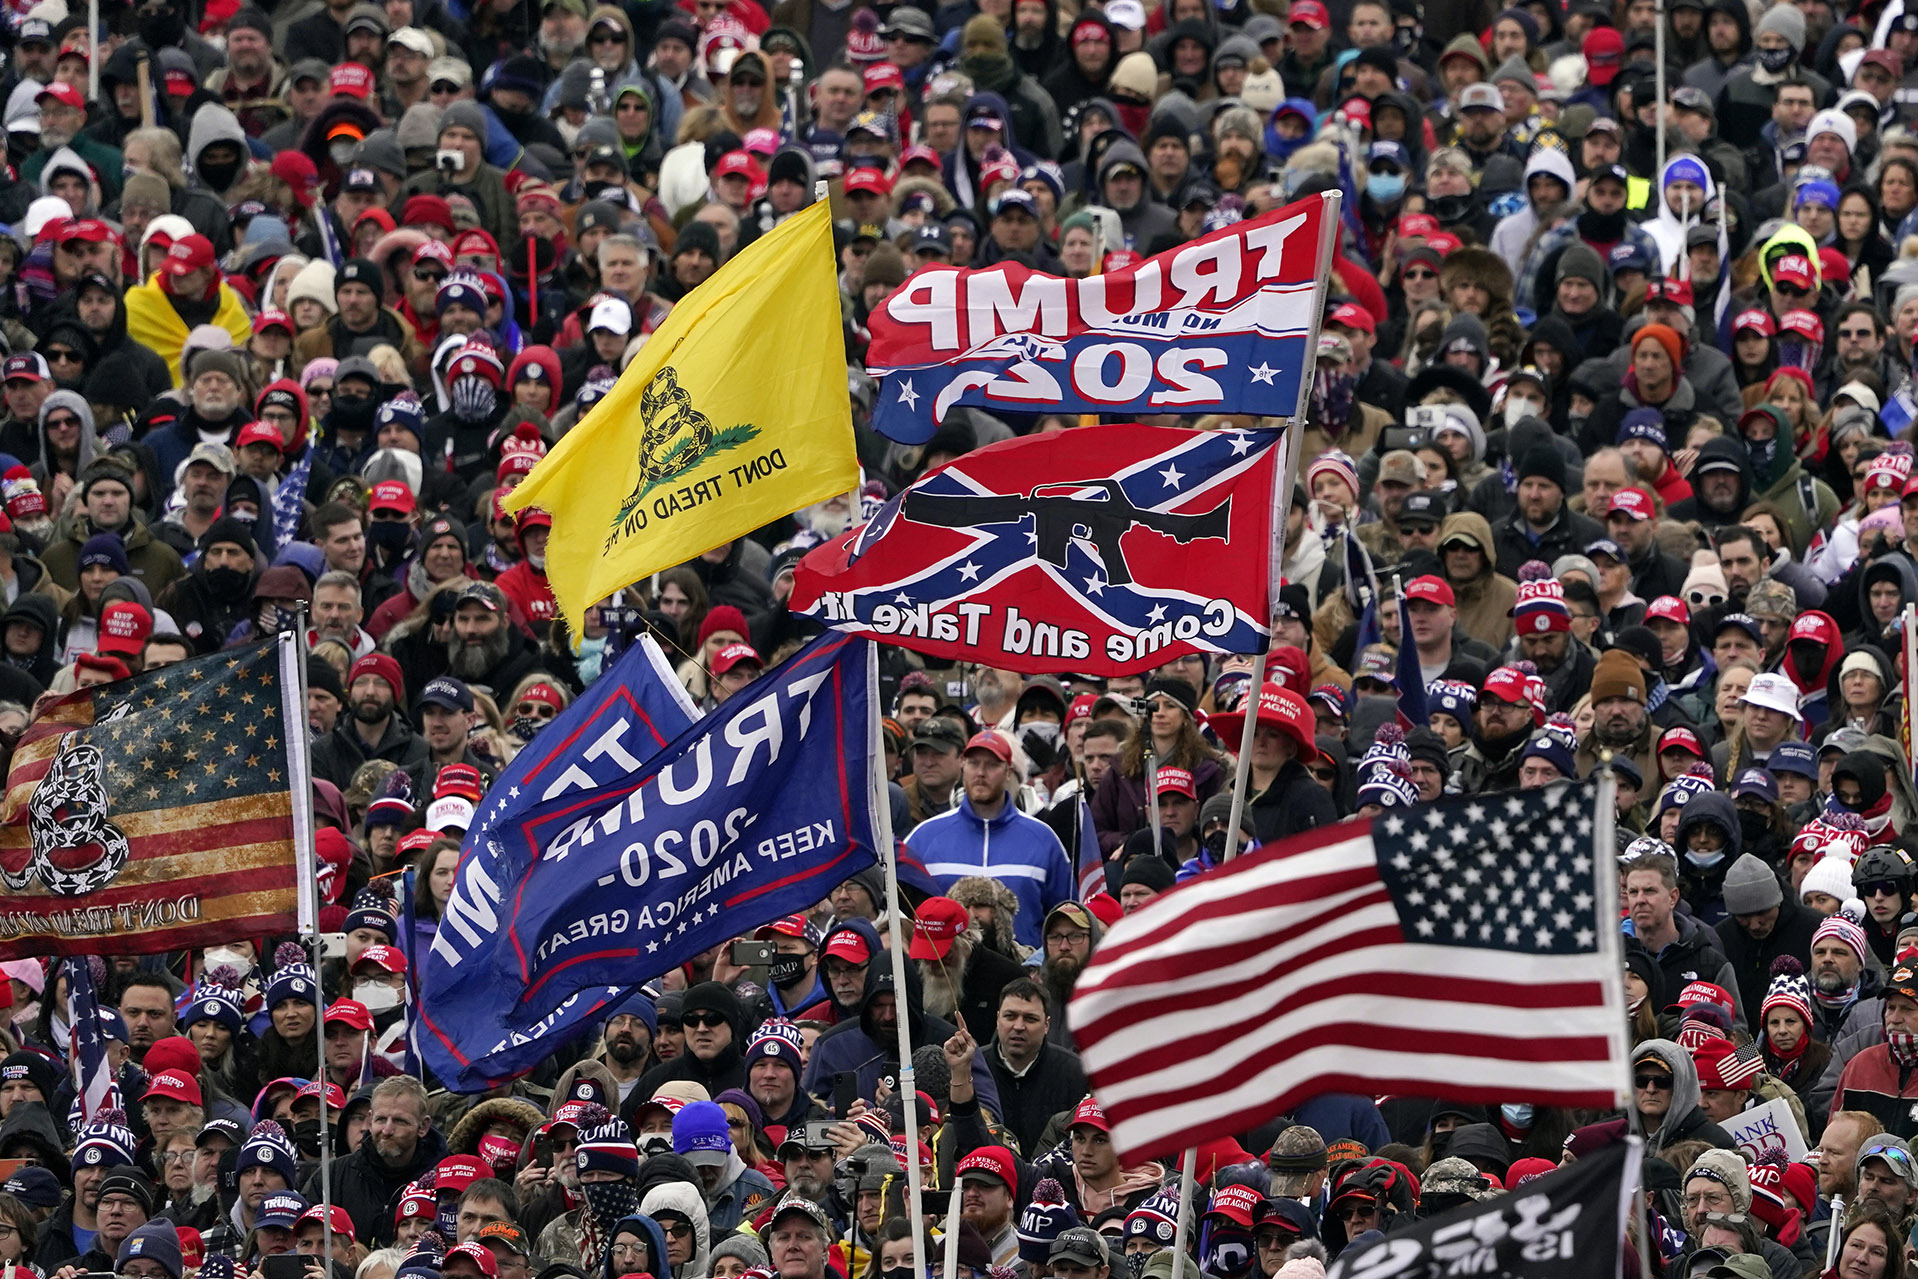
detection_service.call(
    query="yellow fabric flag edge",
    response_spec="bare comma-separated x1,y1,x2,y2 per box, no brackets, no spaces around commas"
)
503,200,857,634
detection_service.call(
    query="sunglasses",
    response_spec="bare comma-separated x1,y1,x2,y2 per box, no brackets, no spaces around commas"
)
617,100,648,112
1308,766,1337,781
44,413,80,428
1840,328,1877,340
589,30,626,42
308,383,334,396
1775,282,1810,297
682,1012,728,1029
1687,590,1726,607
1334,1203,1375,1222
1633,1072,1673,1091
515,702,559,720
430,81,461,94
1402,268,1436,280
44,348,81,364
1861,880,1904,898
413,269,447,284
660,1221,694,1240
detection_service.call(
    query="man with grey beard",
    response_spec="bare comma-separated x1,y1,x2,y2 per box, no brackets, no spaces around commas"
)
445,583,542,695
969,665,1023,730
910,896,1027,1044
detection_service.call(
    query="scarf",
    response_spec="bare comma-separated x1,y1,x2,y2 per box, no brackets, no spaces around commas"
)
1763,1029,1809,1082
1813,980,1860,1020
1890,1030,1918,1067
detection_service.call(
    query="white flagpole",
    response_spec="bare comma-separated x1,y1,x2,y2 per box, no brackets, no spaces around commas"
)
942,1180,962,1279
1169,1153,1199,1279
1144,745,1162,854
288,617,333,1268
1591,759,1646,1278
865,641,927,1274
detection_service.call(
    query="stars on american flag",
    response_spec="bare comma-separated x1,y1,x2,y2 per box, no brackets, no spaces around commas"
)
1375,785,1599,955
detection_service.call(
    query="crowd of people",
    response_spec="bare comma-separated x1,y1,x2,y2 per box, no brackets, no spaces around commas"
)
9,0,1918,1270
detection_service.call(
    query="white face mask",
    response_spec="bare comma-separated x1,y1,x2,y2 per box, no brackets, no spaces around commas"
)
203,948,252,976
357,984,404,1013
1504,396,1545,425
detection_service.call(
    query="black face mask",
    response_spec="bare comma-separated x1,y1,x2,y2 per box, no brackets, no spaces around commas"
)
1203,829,1229,858
1737,810,1771,846
367,520,412,556
1756,45,1795,72
198,157,243,191
290,1118,323,1157
329,394,376,435
205,565,251,601
1578,206,1628,241
583,180,624,203
1427,193,1474,225
139,4,185,49
768,954,806,988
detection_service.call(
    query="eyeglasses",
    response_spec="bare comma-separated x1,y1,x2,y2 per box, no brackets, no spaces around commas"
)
1254,1229,1298,1247
160,1150,194,1164
682,1012,728,1029
1633,1072,1673,1091
1045,930,1089,947
611,1245,649,1260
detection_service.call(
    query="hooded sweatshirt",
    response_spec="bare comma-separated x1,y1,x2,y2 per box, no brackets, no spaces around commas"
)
31,390,99,491
1675,790,1742,925
1490,147,1576,274
638,1181,711,1279
1628,1039,1734,1152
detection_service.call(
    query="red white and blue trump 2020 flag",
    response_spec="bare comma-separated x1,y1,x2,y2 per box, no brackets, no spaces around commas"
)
790,424,1282,676
1067,783,1629,1163
864,193,1337,444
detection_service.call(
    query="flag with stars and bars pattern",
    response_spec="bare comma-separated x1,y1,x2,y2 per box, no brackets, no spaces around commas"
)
0,636,303,958
1067,781,1629,1162
791,424,1284,676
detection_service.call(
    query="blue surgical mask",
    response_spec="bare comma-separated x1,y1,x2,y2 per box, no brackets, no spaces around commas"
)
1366,172,1407,203
1500,1103,1535,1128
1684,847,1725,870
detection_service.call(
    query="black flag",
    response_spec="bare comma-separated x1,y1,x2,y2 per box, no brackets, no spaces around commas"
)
1328,1140,1641,1279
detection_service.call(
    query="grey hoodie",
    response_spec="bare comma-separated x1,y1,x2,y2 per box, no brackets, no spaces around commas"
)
185,104,248,175
1629,1039,1706,1152
639,1181,711,1279
33,390,98,488
1096,139,1178,249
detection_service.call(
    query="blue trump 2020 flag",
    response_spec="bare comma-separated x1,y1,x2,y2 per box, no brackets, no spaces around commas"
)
420,635,882,1074
416,634,700,1090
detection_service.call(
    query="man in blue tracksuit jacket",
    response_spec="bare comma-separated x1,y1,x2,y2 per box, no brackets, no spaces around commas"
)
905,732,1076,951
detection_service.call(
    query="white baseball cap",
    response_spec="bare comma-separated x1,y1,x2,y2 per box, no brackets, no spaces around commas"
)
1105,0,1146,29
1739,672,1804,721
589,296,633,337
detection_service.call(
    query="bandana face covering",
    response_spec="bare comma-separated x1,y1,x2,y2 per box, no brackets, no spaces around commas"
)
1891,1030,1918,1067
582,1178,640,1231
451,376,498,423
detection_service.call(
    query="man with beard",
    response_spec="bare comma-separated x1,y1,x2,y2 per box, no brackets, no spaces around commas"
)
596,992,658,1105
1038,902,1101,1051
1575,649,1656,783
969,665,1023,730
1832,961,1918,1140
445,582,542,696
155,517,258,656
984,978,1087,1157
1808,913,1879,1043
310,652,430,790
1454,664,1539,794
743,1020,817,1133
1511,578,1593,716
774,1134,841,1228
323,1076,443,1244
909,896,1025,1046
1820,303,1908,403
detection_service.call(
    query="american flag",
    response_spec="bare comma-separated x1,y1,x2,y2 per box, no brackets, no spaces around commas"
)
1066,783,1628,1161
64,958,120,1124
270,447,312,554
1071,794,1104,901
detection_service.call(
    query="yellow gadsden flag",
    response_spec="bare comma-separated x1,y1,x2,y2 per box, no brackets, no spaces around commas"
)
504,199,857,632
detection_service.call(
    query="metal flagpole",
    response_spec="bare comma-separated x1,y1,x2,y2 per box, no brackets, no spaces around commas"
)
1144,746,1162,855
1655,0,1667,179
942,1180,962,1279
292,613,334,1270
86,0,97,100
1169,1153,1199,1279
865,640,927,1275
1591,756,1642,1276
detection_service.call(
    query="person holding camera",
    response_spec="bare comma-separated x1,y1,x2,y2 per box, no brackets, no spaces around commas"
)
398,104,518,250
